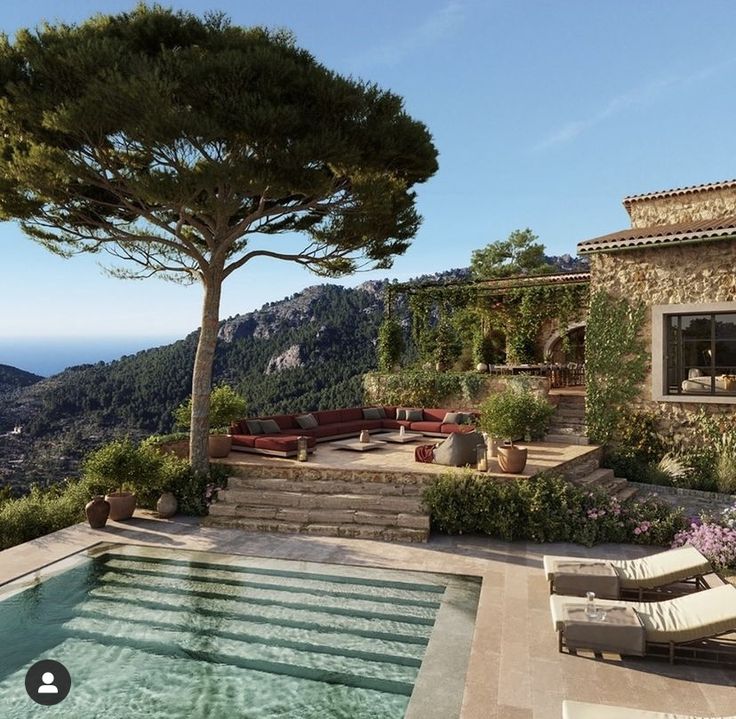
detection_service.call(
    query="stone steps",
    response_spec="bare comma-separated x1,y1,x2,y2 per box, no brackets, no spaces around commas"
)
569,467,638,502
546,395,588,445
204,515,429,543
205,476,431,543
545,433,590,446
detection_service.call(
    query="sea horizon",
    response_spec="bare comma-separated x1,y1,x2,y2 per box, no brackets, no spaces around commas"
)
0,336,182,377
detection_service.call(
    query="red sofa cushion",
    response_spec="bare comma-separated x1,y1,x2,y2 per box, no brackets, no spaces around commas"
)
314,409,342,425
440,423,475,434
254,435,316,452
410,421,443,433
265,414,298,431
231,434,257,448
383,406,397,419
339,408,364,422
422,408,449,422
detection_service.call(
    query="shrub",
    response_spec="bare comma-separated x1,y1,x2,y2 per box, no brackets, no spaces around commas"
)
672,522,736,571
478,386,553,442
173,384,247,431
714,434,736,494
721,503,736,530
422,471,686,547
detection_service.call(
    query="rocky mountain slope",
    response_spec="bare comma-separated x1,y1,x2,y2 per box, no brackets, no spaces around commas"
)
0,256,586,492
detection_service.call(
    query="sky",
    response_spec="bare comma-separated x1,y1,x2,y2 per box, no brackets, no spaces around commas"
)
2,0,736,360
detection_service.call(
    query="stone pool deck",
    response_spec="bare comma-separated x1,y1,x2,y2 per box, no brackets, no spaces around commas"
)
1,515,734,719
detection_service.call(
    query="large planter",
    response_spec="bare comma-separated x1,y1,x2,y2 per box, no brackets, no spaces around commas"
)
497,445,528,474
208,434,232,458
105,491,137,521
156,492,178,519
85,495,111,529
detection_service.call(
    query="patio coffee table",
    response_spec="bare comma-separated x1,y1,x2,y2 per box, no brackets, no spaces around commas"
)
561,604,645,656
378,431,424,444
331,439,387,452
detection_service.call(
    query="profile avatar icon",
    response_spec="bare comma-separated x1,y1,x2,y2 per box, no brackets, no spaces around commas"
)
24,659,71,706
38,672,59,694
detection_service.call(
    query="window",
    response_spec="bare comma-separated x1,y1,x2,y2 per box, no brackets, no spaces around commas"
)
666,312,736,395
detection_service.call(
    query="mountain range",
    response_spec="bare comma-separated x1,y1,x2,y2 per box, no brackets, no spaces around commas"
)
0,255,587,492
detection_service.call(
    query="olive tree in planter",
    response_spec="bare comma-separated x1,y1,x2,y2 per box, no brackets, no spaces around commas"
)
174,385,247,459
479,387,554,473
83,439,160,521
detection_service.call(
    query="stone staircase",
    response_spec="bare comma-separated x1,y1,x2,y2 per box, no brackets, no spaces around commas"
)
545,393,589,445
567,466,638,502
204,474,430,542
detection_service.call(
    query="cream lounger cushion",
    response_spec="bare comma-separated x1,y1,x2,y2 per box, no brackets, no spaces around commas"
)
543,546,711,589
550,584,736,644
562,700,735,719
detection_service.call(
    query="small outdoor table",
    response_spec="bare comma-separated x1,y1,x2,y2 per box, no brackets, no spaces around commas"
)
552,560,620,599
561,604,645,657
379,431,424,444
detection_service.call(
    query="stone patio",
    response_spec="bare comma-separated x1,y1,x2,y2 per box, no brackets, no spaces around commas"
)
1,515,733,718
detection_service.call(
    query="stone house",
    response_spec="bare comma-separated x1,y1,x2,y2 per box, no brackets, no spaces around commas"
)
578,179,736,433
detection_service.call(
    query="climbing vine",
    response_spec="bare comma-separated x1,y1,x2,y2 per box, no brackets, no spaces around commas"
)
585,290,647,445
377,317,405,371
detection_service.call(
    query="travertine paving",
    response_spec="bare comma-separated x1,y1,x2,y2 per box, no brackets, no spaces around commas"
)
1,515,733,718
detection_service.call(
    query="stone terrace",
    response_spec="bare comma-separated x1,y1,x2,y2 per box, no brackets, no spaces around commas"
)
1,516,734,718
207,441,607,542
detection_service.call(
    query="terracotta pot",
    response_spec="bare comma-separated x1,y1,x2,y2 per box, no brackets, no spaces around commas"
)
85,495,110,529
208,434,232,458
497,445,528,474
105,491,137,521
156,492,178,518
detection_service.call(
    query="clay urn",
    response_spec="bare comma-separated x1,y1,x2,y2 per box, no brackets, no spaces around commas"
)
85,495,111,529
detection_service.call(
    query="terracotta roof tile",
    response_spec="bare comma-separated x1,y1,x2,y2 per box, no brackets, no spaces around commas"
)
577,216,736,254
623,179,736,205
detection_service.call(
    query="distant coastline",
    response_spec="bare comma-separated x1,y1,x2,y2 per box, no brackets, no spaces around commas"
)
0,336,181,376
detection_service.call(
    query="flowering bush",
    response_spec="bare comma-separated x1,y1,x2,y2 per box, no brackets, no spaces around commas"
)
672,522,736,571
423,471,686,546
722,503,736,530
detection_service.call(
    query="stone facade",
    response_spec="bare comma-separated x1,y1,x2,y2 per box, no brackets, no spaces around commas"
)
625,185,736,228
589,240,736,436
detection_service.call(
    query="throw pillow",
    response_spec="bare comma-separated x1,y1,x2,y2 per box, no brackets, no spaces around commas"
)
260,419,281,434
362,407,382,420
396,408,407,420
377,407,387,418
406,408,423,422
245,419,263,435
442,412,460,425
296,413,318,430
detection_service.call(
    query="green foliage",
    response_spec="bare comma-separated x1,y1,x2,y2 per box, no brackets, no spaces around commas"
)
430,316,462,370
422,471,686,546
82,438,160,495
173,384,247,431
478,386,553,442
377,317,405,371
0,476,105,551
366,370,488,408
585,291,647,444
472,328,502,365
470,229,553,279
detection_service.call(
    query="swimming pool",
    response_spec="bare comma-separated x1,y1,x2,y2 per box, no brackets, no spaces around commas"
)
0,544,480,718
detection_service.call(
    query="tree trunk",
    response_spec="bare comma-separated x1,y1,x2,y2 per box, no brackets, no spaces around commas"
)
189,273,223,474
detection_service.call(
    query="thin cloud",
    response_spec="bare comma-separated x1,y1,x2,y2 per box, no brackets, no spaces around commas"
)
533,58,736,152
353,1,464,68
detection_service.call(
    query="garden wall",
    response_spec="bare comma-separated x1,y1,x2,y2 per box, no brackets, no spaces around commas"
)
363,371,549,409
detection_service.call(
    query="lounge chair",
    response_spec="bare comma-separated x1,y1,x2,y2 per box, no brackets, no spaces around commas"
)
550,583,736,664
562,700,735,719
543,546,712,599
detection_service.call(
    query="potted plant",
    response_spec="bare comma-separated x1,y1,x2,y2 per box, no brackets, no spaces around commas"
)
478,386,554,473
173,384,247,459
83,438,148,520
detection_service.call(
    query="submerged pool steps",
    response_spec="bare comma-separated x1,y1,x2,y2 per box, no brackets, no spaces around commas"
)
205,473,431,542
61,555,444,697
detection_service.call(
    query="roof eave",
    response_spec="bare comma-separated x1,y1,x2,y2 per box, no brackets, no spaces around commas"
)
578,232,736,255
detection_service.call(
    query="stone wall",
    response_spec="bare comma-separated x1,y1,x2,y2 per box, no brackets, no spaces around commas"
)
363,372,549,410
589,240,736,435
626,185,736,228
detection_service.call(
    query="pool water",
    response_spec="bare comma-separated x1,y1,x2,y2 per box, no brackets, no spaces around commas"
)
0,546,453,718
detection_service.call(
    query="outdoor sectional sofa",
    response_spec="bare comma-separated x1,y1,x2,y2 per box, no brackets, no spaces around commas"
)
229,406,477,457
